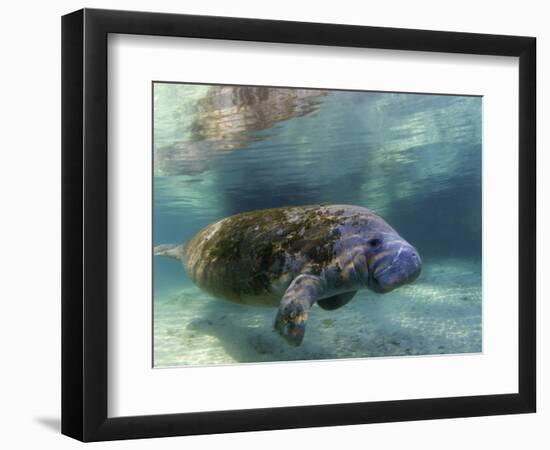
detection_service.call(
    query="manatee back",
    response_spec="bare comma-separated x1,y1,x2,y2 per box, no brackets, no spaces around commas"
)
184,209,297,305
183,205,377,305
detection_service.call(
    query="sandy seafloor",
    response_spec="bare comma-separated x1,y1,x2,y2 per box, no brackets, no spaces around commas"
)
153,257,481,367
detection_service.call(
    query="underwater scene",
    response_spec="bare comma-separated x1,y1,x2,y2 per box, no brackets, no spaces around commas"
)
153,83,482,367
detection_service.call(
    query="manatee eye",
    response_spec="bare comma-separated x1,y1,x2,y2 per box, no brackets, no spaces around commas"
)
367,238,382,248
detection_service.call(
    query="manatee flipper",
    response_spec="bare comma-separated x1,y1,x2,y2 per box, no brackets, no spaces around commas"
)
317,291,357,310
154,243,185,260
274,274,325,346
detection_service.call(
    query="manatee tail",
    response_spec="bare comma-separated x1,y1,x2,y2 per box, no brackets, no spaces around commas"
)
153,243,185,261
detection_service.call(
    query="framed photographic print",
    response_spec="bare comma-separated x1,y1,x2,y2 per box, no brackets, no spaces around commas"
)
61,8,536,442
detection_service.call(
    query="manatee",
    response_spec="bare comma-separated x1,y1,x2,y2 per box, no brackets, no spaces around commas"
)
193,86,328,151
154,86,328,177
154,86,329,176
154,204,421,346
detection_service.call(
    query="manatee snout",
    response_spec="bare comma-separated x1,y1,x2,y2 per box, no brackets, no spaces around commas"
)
368,241,421,293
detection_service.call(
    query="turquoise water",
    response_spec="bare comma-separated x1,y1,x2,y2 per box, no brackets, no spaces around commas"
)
153,84,482,367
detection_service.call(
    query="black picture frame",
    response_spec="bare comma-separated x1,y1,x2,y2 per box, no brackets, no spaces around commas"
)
61,8,536,442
